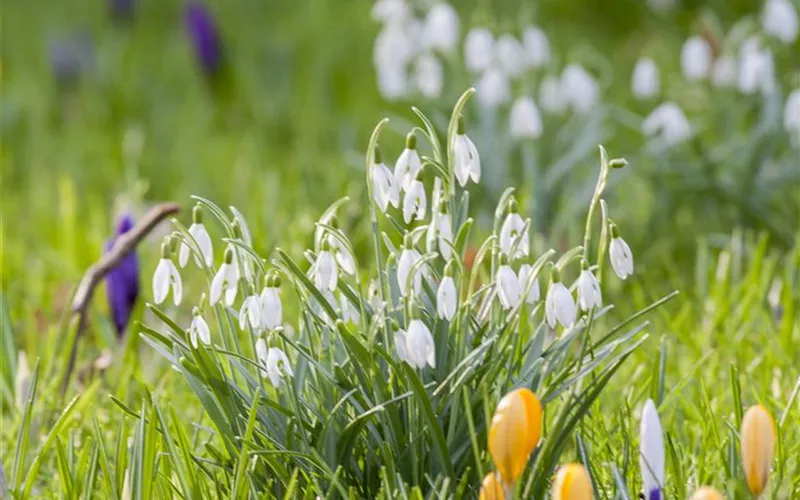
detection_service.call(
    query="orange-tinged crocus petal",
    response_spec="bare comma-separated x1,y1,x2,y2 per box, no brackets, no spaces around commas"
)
479,472,505,500
488,388,542,485
688,486,724,500
740,404,776,497
552,463,593,500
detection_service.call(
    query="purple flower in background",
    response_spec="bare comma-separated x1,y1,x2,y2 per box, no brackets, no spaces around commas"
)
105,213,139,338
184,2,223,76
49,32,93,87
110,0,136,21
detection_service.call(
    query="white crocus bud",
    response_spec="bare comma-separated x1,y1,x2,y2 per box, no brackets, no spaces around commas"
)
681,36,712,81
496,262,522,310
522,26,550,68
784,89,800,139
371,146,400,212
711,55,737,88
453,118,481,186
499,200,529,259
737,37,775,95
314,237,338,292
576,261,602,311
631,57,660,100
394,132,422,191
260,274,283,330
437,264,458,320
518,264,540,304
210,247,239,306
762,0,799,44
539,75,566,115
545,268,576,328
509,96,543,139
397,233,423,297
405,318,436,369
609,224,634,280
476,67,511,109
153,241,183,306
403,176,427,224
640,399,665,500
464,27,494,73
422,2,460,53
642,102,692,146
494,34,526,78
414,53,444,99
561,64,599,114
14,351,31,411
189,308,211,348
180,204,214,268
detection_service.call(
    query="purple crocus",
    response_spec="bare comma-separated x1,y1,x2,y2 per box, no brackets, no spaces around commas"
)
184,2,223,76
49,33,93,88
110,0,136,22
105,213,139,338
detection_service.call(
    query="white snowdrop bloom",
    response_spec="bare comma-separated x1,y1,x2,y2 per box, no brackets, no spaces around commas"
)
711,55,737,88
464,27,494,73
609,226,634,280
494,34,526,78
545,271,576,328
422,2,460,53
561,64,599,114
539,75,566,114
403,178,427,223
522,26,550,68
210,248,239,306
405,319,436,369
14,351,31,411
371,0,410,23
188,309,211,348
453,120,481,186
259,343,294,388
414,53,444,99
426,200,454,260
642,102,692,146
476,67,511,109
518,264,540,305
738,38,776,95
330,236,355,276
496,264,522,310
784,89,800,137
577,266,602,311
376,62,409,101
374,22,414,68
763,0,799,44
499,201,529,259
397,244,423,296
153,244,182,306
437,273,458,320
681,36,712,81
179,205,213,268
631,57,660,100
314,238,338,292
371,147,400,212
394,132,422,191
340,293,360,324
260,277,283,330
394,327,410,363
369,279,385,314
239,294,262,331
640,399,665,500
509,96,543,139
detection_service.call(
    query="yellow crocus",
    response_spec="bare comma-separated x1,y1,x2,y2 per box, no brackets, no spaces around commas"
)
740,404,776,497
479,472,505,500
487,388,542,485
552,463,593,500
688,486,724,500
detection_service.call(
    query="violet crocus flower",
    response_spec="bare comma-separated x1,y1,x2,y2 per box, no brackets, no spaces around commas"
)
105,213,139,338
184,2,223,76
110,0,136,22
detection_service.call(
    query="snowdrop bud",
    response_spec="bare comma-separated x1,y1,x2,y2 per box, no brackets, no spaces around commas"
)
371,146,400,212
488,388,542,486
711,55,737,88
395,132,422,191
688,487,724,500
152,242,183,306
494,34,526,78
539,75,566,115
464,27,494,73
405,318,436,369
180,204,214,268
479,473,505,500
561,64,599,114
609,158,628,169
642,102,692,146
476,67,511,109
210,247,238,306
522,26,550,68
762,0,798,44
509,96,543,139
14,351,31,411
639,399,665,500
403,175,427,224
631,57,660,100
784,89,800,138
609,224,634,280
552,464,593,500
189,308,211,348
496,261,522,310
577,261,602,311
681,36,712,81
738,38,775,95
740,404,776,497
414,53,444,99
314,238,338,292
437,265,458,321
545,268,576,329
453,118,481,186
422,2,460,53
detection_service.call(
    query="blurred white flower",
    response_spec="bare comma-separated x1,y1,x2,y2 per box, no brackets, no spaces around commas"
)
640,399,665,500
414,53,444,99
499,208,529,259
406,319,436,369
561,64,599,114
376,62,409,100
737,37,775,95
397,247,423,296
784,89,800,138
509,96,543,139
642,102,692,146
711,55,737,88
577,268,602,311
539,75,566,114
403,178,427,223
762,0,799,44
371,0,410,24
394,134,422,191
494,34,526,78
260,282,283,330
646,0,676,12
153,252,182,306
464,27,494,73
422,2,460,53
609,231,634,280
522,26,550,68
437,275,458,320
394,328,410,362
545,278,576,328
681,36,712,81
371,150,400,211
496,264,522,310
340,293,360,324
374,21,414,71
330,236,355,276
518,264,540,304
15,351,31,411
210,250,238,306
313,241,338,291
631,57,660,99
476,67,511,109
427,197,454,260
239,294,262,331
453,127,481,186
179,217,213,268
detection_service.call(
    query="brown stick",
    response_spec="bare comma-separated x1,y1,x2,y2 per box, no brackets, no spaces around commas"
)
60,202,181,395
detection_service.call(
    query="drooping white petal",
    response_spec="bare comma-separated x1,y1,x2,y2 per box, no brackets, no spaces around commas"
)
518,264,540,304
394,148,422,191
314,251,338,291
260,287,283,330
255,338,269,379
763,0,799,44
509,96,543,139
453,134,481,186
266,347,293,387
394,329,410,363
403,180,427,223
577,269,602,311
499,213,529,258
561,64,599,114
414,53,444,99
331,238,356,276
190,315,211,348
168,261,183,306
522,26,550,68
640,399,665,497
239,295,262,331
340,292,360,324
681,36,712,81
476,67,511,109
191,223,214,266
152,259,171,304
210,262,238,306
496,265,522,310
737,37,776,95
397,248,422,296
437,216,454,260
609,237,634,280
422,2,460,53
631,57,660,100
642,102,692,146
464,27,494,73
494,34,526,78
372,162,399,212
545,281,576,328
406,319,435,369
437,276,457,320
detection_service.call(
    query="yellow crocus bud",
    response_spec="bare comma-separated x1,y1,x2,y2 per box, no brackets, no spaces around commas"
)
488,388,542,485
552,463,593,500
479,472,505,500
740,404,776,497
688,486,724,500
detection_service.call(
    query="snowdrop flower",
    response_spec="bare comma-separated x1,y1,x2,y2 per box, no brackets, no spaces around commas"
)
545,268,576,328
260,274,283,330
405,318,436,369
552,464,592,500
239,292,262,331
414,53,444,99
427,198,454,260
609,224,634,280
518,264,540,304
784,89,800,138
316,216,356,276
762,0,798,44
376,62,409,101
14,351,31,411
522,26,550,68
499,200,529,259
642,102,692,146
179,204,213,268
496,261,522,310
422,2,459,53
711,55,737,88
230,217,255,283
640,399,665,500
437,265,457,320
152,242,182,305
403,175,427,223
561,64,599,114
394,326,410,362
371,146,400,212
681,36,712,81
256,339,293,387
740,404,776,497
464,27,494,73
210,247,239,306
738,37,775,95
509,96,543,139
576,262,602,311
476,67,511,109
494,34,526,78
631,57,660,100
394,132,422,191
371,0,409,24
539,75,566,114
340,293,360,324
397,234,423,296
453,118,481,186
189,307,211,348
314,237,338,292
369,279,385,315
